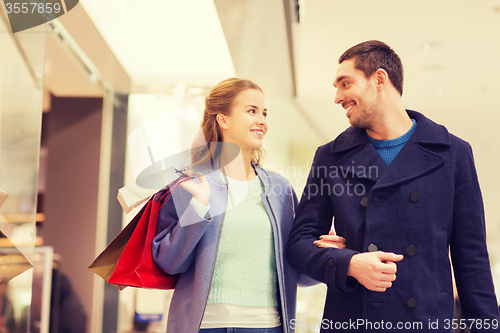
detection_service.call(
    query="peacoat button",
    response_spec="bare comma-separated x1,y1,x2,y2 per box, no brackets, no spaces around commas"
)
328,258,334,266
410,192,420,202
407,297,418,308
368,244,378,252
406,245,416,256
361,197,368,207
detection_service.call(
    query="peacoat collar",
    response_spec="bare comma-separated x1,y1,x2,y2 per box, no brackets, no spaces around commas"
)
329,110,452,188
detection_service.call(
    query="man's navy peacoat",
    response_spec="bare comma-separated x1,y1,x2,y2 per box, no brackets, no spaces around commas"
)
287,110,499,332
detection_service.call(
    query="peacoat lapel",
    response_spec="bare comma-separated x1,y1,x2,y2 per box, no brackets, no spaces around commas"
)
372,139,445,189
331,126,387,183
373,110,451,189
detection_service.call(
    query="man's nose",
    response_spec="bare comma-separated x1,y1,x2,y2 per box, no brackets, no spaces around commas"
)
334,90,344,105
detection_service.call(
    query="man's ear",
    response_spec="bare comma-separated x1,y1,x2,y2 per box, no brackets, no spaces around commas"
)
216,114,229,130
374,68,389,90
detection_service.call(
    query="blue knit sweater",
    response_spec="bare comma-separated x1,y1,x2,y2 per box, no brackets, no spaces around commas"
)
366,119,417,165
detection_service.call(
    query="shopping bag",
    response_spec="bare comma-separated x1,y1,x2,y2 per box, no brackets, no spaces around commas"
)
89,177,186,290
88,201,147,290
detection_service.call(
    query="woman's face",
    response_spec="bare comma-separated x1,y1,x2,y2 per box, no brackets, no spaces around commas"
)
218,89,268,152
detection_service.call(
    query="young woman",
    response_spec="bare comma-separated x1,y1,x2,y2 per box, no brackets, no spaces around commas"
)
152,78,344,333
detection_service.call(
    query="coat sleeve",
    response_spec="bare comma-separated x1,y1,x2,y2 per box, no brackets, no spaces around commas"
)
449,143,500,329
289,184,320,288
152,187,212,275
287,148,360,292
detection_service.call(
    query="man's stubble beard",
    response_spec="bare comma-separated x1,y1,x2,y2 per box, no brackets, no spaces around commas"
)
349,89,379,131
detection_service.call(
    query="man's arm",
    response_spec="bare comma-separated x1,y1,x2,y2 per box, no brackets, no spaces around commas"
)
449,143,499,328
287,148,360,292
287,147,404,293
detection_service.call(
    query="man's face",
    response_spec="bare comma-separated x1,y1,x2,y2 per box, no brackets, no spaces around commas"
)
334,58,379,129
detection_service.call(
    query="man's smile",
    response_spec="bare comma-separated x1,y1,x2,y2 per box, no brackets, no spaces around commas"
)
343,102,356,117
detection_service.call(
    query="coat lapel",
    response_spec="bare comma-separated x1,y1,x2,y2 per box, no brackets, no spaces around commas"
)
337,143,387,183
372,138,445,189
373,111,451,189
332,127,387,183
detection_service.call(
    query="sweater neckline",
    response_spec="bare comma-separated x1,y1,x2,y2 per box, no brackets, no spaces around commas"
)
366,119,417,148
224,174,261,183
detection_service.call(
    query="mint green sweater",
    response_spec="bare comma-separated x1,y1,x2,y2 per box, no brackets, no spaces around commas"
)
205,176,278,307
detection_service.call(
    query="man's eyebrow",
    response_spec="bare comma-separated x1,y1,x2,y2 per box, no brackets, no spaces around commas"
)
333,75,347,87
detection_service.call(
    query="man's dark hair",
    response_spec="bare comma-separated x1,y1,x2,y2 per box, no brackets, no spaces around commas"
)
339,40,404,96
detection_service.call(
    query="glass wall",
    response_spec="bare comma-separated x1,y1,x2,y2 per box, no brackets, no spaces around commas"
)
0,10,45,333
117,92,205,333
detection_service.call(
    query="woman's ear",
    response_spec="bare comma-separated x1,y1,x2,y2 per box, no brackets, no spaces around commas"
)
216,114,229,130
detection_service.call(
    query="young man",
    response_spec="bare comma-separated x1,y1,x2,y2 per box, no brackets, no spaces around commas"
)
287,40,499,332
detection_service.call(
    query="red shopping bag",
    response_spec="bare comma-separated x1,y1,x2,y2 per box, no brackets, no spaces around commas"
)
89,177,186,290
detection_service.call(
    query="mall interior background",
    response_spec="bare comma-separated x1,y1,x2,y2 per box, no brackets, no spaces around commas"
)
1,1,499,332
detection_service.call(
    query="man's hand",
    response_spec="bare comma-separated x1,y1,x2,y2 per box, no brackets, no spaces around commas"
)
347,251,404,292
313,230,346,249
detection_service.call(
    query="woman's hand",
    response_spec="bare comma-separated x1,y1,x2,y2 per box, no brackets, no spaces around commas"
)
313,230,346,249
179,171,211,206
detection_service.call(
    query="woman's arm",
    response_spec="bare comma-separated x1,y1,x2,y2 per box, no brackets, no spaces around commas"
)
152,173,213,275
313,231,346,249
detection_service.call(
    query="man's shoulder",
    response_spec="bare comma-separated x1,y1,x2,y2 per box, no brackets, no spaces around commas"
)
448,132,472,149
410,110,471,151
316,126,364,156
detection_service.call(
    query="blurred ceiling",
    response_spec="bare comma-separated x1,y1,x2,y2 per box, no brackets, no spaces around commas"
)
48,0,498,144
292,0,500,143
79,0,236,92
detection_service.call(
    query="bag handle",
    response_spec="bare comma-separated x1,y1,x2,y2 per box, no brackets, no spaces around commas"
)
155,176,190,209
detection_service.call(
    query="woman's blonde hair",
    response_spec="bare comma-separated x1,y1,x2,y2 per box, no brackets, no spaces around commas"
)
191,78,265,166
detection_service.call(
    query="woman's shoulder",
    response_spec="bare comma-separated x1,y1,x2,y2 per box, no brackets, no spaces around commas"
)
256,167,296,200
257,167,297,212
258,167,292,186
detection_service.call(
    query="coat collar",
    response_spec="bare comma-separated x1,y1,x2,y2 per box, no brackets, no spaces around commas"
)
253,163,272,194
330,110,451,188
330,110,450,154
